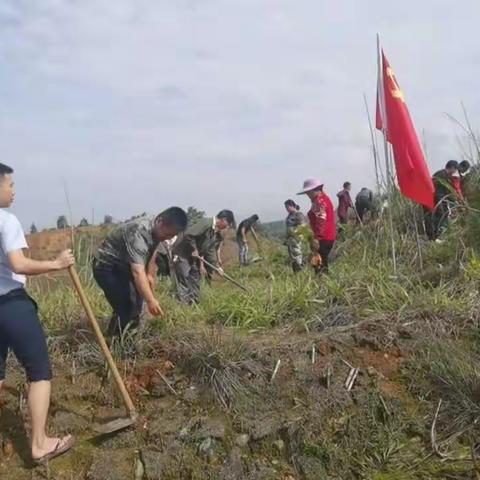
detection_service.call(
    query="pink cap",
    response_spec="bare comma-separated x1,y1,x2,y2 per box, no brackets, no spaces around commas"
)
297,178,323,195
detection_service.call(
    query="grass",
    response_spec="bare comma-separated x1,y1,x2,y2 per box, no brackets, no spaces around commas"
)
20,172,480,478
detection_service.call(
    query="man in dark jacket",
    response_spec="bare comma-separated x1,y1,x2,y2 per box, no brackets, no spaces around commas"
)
236,214,259,266
355,188,375,222
425,160,459,240
173,210,235,304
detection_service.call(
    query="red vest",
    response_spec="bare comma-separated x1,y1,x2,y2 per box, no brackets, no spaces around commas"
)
308,192,337,241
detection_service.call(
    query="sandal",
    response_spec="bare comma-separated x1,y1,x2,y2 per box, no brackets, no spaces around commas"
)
32,435,75,465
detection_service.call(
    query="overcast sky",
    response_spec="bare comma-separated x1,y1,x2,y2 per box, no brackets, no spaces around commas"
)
0,0,478,229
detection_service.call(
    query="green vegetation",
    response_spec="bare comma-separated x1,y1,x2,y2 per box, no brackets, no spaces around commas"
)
8,169,480,478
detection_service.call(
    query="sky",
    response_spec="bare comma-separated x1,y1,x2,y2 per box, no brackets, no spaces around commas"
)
0,0,479,229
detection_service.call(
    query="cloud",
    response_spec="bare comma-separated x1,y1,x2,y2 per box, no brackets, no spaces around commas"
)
0,0,479,228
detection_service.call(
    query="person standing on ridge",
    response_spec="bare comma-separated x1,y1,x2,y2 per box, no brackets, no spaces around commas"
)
336,182,354,225
425,160,461,240
355,187,375,223
297,179,337,273
284,199,306,272
236,214,260,266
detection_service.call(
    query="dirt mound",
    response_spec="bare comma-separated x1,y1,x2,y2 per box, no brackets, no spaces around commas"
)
0,320,436,480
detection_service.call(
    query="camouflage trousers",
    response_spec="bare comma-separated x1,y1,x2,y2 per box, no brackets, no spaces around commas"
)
287,238,303,272
173,257,201,305
237,239,249,266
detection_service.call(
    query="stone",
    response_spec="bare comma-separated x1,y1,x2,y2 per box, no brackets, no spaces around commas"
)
219,447,245,480
297,456,329,480
235,434,250,447
52,410,89,434
87,449,134,480
194,417,226,440
273,439,285,452
141,449,167,480
100,430,142,449
183,385,200,402
248,465,279,480
148,411,187,440
249,415,281,440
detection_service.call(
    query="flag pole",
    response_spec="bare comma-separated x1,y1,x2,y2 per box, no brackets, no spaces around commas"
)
363,92,383,193
377,34,397,274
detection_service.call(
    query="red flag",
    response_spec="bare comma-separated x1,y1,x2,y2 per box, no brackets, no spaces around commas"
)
376,50,434,209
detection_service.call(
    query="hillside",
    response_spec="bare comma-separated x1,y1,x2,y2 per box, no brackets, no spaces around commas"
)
2,193,480,479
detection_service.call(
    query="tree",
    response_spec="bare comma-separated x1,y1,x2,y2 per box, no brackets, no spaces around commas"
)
30,223,38,234
79,218,89,227
57,215,69,230
103,215,114,225
186,206,205,225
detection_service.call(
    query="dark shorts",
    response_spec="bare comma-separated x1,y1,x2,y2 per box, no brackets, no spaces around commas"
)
0,289,52,382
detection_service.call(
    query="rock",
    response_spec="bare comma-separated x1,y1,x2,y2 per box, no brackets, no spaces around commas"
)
273,439,284,452
366,366,381,378
194,417,226,440
235,434,250,447
198,437,213,453
87,449,134,480
352,333,381,351
183,385,200,402
248,465,279,480
100,430,142,449
1,434,13,458
148,411,188,440
134,455,144,480
219,447,245,480
316,341,331,356
149,380,169,398
397,325,414,338
52,410,89,434
141,449,167,480
249,415,281,440
297,456,329,480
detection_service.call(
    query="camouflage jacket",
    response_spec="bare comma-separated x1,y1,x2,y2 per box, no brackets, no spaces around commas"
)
173,217,218,267
285,211,306,237
95,215,158,269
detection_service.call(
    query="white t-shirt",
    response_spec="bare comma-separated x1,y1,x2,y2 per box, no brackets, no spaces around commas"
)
0,210,27,295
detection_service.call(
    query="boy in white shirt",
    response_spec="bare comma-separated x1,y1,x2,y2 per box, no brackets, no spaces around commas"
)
0,163,75,464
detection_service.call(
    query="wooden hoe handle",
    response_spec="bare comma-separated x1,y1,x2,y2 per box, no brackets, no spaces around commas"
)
68,265,136,417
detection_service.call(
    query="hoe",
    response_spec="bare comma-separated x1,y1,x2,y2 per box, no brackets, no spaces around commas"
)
68,266,137,434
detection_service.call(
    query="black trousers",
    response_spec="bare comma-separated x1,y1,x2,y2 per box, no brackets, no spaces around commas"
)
318,240,335,272
424,203,450,240
0,289,52,382
355,197,374,222
93,261,143,334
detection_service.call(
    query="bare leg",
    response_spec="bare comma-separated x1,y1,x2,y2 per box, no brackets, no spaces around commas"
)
28,380,71,459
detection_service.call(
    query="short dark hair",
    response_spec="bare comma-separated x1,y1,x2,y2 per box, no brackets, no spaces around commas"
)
459,160,471,173
251,214,259,222
343,181,351,189
284,199,299,209
445,160,459,170
156,207,188,230
0,163,13,177
217,209,236,228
